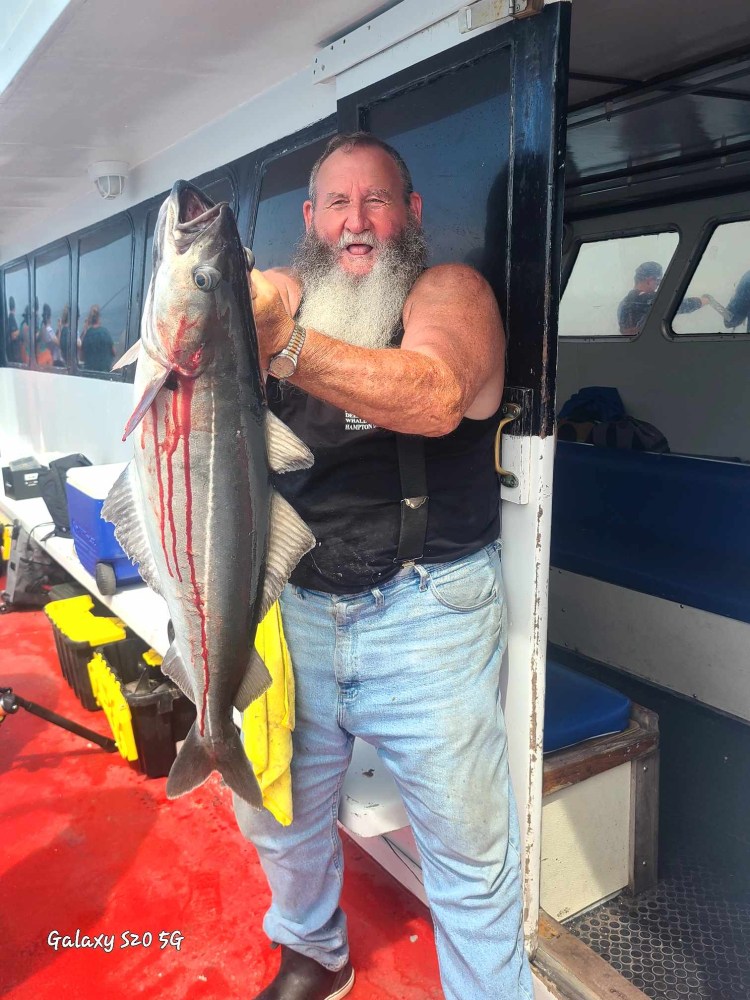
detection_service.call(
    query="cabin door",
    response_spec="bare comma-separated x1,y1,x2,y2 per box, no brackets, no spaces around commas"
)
337,2,570,950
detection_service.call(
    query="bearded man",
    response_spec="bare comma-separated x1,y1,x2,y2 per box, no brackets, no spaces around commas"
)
236,132,532,1000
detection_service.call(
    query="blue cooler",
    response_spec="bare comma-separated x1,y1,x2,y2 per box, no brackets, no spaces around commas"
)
66,464,143,595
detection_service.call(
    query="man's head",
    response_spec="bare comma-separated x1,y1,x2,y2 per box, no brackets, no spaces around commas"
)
634,261,663,294
294,132,428,349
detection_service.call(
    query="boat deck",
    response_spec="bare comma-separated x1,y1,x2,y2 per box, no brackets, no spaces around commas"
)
0,599,443,1000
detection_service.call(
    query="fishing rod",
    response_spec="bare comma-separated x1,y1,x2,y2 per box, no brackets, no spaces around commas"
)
0,687,117,752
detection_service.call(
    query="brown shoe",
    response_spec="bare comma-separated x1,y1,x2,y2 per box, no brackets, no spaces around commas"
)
255,945,355,999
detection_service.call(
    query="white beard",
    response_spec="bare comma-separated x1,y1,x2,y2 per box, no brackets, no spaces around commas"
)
297,262,408,350
293,219,428,350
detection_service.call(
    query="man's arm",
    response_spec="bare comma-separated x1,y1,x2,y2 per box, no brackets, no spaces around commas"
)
253,264,504,438
724,271,750,329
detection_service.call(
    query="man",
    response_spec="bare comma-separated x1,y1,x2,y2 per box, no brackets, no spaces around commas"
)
5,296,20,364
236,132,532,1000
617,260,708,336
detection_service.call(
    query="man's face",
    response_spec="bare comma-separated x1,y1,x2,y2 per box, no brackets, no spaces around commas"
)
636,276,660,294
303,146,422,277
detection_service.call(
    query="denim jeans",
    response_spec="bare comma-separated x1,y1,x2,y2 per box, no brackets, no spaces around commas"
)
234,542,532,1000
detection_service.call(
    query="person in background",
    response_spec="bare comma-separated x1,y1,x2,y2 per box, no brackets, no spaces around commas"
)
57,304,71,365
19,306,31,365
36,303,62,367
723,269,750,332
78,304,115,372
5,295,21,363
617,261,709,336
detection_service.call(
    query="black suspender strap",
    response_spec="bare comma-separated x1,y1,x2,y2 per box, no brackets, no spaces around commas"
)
395,434,429,563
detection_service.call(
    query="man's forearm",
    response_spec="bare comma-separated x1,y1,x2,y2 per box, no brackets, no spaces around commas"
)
289,327,466,437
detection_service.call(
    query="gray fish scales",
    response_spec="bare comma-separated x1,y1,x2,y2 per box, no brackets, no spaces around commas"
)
102,180,314,808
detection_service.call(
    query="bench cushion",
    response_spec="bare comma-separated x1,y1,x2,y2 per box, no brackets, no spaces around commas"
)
544,660,631,753
551,441,750,624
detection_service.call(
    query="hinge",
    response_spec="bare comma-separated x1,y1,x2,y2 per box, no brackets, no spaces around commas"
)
459,0,543,33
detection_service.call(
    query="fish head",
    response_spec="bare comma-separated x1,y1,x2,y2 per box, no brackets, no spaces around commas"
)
145,180,244,377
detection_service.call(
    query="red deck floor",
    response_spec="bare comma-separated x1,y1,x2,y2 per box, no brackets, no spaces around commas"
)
0,601,443,1000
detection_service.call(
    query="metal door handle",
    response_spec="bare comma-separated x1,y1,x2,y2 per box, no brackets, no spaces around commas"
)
494,402,522,487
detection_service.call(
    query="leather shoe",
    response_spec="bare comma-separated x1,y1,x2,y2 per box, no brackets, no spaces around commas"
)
255,945,355,999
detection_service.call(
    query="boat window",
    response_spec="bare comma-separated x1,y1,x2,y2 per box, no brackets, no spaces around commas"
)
366,58,511,272
201,174,236,213
34,243,71,370
3,260,30,367
559,232,680,339
76,219,133,374
251,137,330,270
672,219,750,336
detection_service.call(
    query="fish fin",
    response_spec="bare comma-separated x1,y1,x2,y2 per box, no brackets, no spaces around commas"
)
101,462,164,597
259,491,316,621
121,357,172,440
111,339,141,371
165,723,215,798
166,720,263,809
161,642,195,702
234,647,272,713
265,410,314,473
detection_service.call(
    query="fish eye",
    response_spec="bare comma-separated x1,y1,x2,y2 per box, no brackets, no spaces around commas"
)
193,266,221,291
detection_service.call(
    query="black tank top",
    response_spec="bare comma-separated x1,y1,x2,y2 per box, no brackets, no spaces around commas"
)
268,376,501,594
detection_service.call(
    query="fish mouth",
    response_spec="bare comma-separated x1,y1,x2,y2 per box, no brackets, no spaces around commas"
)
170,180,224,246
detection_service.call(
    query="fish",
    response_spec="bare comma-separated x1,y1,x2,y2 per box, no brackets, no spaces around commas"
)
102,180,314,808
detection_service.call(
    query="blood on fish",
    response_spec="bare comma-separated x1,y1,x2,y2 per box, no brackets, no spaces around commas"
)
164,392,182,583
151,409,173,579
178,379,210,736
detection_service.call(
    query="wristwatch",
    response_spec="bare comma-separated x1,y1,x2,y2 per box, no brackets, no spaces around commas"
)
268,322,306,380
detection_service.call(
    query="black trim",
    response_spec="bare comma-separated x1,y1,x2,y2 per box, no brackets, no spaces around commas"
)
337,5,570,439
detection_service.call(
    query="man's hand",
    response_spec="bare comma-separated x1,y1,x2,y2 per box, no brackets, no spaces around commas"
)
249,269,295,368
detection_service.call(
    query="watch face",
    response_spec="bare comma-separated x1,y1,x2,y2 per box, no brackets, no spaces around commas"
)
269,353,296,379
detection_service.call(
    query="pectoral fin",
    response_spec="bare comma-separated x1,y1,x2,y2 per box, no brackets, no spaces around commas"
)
121,355,172,440
111,339,141,371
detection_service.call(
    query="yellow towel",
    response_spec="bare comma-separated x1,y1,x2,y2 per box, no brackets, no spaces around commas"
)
241,602,295,825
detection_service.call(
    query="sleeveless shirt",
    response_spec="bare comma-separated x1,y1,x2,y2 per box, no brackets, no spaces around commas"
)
267,367,501,595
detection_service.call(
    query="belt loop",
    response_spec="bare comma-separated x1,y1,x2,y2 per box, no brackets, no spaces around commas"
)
413,563,429,592
371,586,385,609
294,585,306,600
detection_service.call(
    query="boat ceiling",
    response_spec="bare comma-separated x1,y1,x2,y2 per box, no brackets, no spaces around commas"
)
2,0,750,254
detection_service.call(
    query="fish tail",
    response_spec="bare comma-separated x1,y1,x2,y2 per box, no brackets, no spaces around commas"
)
165,720,263,810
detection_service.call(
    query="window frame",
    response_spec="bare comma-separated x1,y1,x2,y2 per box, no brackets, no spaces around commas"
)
245,117,338,253
559,222,683,343
1,256,32,370
30,238,73,375
73,212,135,381
665,211,750,343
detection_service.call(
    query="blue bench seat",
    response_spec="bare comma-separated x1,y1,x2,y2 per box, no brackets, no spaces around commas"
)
551,442,750,625
544,660,632,753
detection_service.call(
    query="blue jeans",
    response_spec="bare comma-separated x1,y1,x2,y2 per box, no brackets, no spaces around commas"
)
234,542,532,1000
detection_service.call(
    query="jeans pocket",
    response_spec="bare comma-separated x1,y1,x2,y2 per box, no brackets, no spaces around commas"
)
426,552,498,613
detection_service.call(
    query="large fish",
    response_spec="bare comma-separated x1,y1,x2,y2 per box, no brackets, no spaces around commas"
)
102,180,314,807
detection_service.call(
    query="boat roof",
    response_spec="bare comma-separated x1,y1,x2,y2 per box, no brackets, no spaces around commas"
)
1,0,750,255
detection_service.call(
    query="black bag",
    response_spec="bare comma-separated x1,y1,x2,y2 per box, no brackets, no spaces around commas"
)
37,454,92,538
590,416,670,454
1,521,69,611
